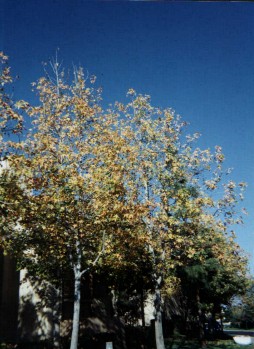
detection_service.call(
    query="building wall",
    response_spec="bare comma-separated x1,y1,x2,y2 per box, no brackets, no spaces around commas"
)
0,253,56,345
0,255,130,347
18,269,57,343
0,258,117,345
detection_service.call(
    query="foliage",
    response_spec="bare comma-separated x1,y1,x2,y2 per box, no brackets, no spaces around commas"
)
177,228,247,308
0,52,23,157
0,53,249,349
0,56,151,349
225,278,254,329
0,52,24,254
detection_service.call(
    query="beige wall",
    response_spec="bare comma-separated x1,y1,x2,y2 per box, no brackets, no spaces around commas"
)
0,253,56,345
18,269,57,343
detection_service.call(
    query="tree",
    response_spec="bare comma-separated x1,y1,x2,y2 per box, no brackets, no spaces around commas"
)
1,59,150,349
0,54,248,349
172,224,248,340
109,91,248,349
0,52,25,268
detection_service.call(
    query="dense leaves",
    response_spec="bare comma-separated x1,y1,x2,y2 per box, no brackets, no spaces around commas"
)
0,53,248,349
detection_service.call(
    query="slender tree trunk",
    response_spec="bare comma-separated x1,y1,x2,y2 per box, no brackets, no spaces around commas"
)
69,234,105,349
154,279,166,349
140,286,145,328
155,310,165,349
143,177,165,349
197,289,206,348
70,264,82,349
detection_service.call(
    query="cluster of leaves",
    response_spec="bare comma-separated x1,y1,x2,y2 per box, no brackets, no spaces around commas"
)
0,52,23,157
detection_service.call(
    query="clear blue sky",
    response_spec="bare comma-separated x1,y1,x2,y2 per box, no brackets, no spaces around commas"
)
2,1,254,273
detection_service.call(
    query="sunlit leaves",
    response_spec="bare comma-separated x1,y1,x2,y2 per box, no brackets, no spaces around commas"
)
0,54,248,325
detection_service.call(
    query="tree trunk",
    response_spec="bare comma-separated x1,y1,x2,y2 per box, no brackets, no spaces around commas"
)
154,281,166,349
155,309,165,349
69,234,105,349
140,281,145,328
197,289,206,348
70,265,82,349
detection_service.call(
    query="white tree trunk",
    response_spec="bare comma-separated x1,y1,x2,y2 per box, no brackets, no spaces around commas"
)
69,234,105,349
155,309,166,349
154,281,166,349
143,178,166,349
70,265,81,349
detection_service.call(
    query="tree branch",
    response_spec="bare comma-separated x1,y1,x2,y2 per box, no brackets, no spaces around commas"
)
81,231,105,276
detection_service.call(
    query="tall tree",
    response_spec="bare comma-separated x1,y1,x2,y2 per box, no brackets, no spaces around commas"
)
110,90,247,349
0,52,24,249
1,59,150,349
0,55,248,349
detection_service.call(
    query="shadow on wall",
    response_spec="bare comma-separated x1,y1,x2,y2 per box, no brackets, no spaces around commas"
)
18,270,60,347
17,271,152,349
17,271,126,349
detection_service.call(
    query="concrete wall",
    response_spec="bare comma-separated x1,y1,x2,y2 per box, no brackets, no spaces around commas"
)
0,253,57,345
18,270,59,342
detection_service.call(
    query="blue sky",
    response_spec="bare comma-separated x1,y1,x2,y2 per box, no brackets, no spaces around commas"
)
2,1,254,272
